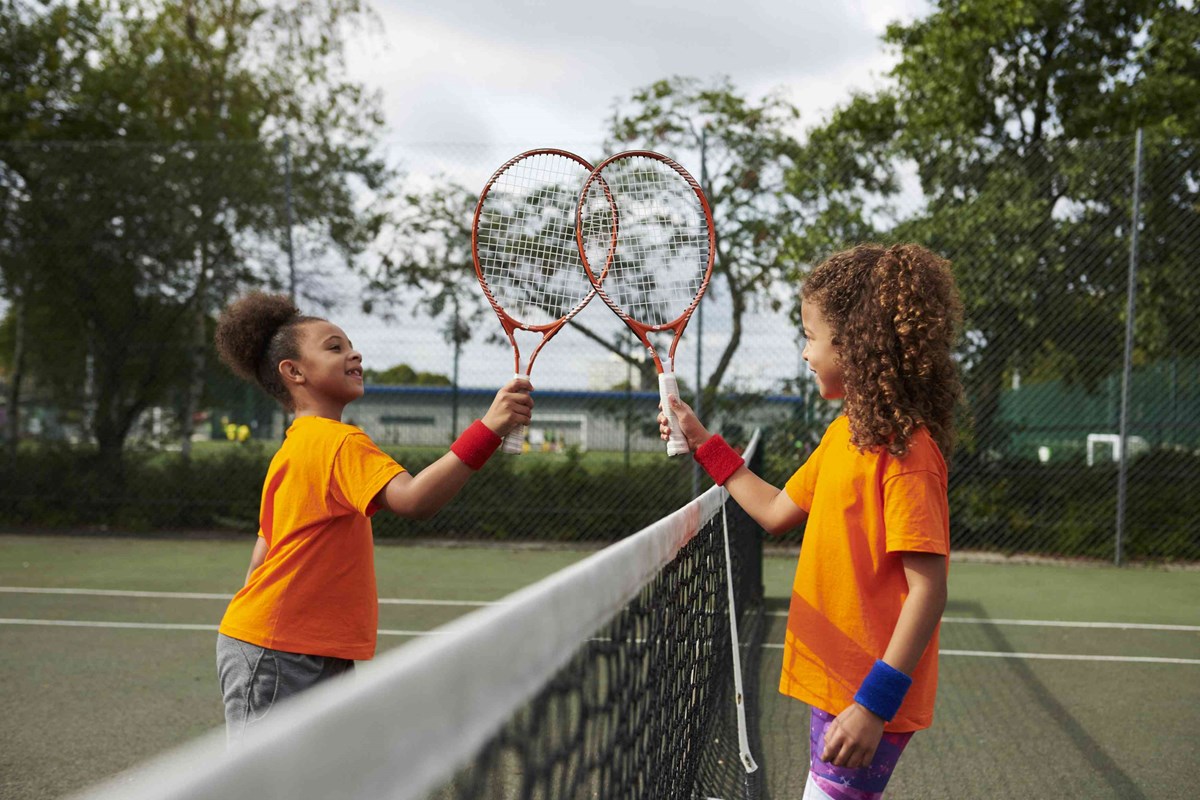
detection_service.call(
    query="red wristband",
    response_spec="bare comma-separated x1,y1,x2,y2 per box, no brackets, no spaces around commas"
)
451,420,502,470
694,434,744,486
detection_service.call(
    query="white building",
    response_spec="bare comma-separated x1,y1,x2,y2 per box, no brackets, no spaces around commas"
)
343,384,803,452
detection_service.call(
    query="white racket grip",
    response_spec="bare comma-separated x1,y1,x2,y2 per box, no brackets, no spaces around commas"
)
502,425,526,455
658,372,689,457
502,373,530,455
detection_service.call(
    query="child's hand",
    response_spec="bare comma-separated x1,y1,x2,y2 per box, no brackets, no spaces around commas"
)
656,395,711,453
820,703,886,769
482,377,534,437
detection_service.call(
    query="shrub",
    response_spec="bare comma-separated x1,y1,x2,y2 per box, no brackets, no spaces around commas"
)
0,443,693,542
4,442,1193,560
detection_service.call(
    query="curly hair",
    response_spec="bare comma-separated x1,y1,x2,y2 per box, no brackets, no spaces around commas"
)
214,292,323,411
803,243,963,458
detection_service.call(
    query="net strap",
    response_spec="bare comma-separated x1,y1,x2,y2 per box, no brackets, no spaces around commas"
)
722,496,760,775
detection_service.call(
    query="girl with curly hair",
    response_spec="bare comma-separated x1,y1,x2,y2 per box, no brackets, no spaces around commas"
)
662,243,962,800
212,292,532,745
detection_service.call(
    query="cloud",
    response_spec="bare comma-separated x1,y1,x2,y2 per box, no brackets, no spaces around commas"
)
347,0,932,144
335,0,936,389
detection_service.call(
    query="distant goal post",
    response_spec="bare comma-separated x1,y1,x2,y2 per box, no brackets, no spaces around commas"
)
522,414,589,452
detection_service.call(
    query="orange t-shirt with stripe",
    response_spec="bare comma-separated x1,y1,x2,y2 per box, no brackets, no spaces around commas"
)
218,416,405,661
780,415,949,732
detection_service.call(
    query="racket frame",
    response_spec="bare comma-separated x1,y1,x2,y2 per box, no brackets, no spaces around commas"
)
574,150,716,455
470,148,609,452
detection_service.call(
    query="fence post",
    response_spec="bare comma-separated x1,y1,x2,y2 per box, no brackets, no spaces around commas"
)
625,329,633,469
4,281,24,457
451,292,461,441
692,130,709,498
1115,128,1144,567
284,134,297,301
280,134,297,439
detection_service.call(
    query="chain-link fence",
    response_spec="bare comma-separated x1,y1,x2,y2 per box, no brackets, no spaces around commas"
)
894,133,1200,565
0,136,1196,562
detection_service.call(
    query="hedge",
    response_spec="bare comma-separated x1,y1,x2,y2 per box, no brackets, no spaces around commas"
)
2,442,1196,561
0,443,693,543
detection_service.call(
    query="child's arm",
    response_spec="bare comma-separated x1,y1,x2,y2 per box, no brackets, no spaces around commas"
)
660,395,808,535
723,467,809,535
374,377,533,519
820,551,948,768
881,552,948,673
244,536,268,585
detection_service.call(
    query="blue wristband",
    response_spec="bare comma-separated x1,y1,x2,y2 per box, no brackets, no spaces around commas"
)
853,660,912,722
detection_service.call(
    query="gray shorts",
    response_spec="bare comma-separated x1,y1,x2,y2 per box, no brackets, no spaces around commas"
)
215,633,355,746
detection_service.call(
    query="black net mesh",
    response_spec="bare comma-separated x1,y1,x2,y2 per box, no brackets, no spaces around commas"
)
430,450,767,800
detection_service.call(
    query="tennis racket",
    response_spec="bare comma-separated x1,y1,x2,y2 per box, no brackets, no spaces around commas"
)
576,151,715,456
471,148,607,454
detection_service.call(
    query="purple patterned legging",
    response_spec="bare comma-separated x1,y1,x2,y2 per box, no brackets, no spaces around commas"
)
804,707,914,800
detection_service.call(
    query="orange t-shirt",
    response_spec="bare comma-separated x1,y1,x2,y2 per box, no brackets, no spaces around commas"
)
780,415,949,732
218,416,405,660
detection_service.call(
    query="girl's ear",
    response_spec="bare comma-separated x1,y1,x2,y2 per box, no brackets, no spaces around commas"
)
278,359,305,386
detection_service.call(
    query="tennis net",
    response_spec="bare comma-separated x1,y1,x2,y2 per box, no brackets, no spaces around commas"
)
76,433,766,800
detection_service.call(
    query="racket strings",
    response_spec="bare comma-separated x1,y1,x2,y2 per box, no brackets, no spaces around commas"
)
581,158,710,328
476,153,598,328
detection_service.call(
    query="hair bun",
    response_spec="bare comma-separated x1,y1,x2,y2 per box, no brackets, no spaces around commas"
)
215,292,299,382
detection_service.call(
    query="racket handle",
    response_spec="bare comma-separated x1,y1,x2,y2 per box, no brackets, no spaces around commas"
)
502,373,530,455
658,372,689,457
502,425,526,455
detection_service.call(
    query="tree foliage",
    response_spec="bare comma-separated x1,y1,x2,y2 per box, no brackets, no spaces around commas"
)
0,0,390,457
605,76,803,399
365,363,452,386
788,0,1200,454
366,179,530,348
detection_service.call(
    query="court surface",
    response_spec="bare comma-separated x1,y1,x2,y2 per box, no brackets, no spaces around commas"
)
1,533,1197,800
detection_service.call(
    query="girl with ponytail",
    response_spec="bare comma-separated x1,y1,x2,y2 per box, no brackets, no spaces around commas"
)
212,292,532,745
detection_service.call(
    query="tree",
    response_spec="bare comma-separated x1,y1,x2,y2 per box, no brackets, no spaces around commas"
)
787,0,1200,456
0,0,391,461
357,79,807,410
366,181,486,347
363,181,485,433
0,0,105,451
365,364,452,386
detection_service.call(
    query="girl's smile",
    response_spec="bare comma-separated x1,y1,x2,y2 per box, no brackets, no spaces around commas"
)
801,299,844,401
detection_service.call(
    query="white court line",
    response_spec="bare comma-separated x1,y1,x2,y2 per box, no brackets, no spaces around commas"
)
378,598,497,607
4,587,1197,631
942,616,1200,632
767,609,1200,632
0,618,219,631
937,649,1200,665
0,619,439,637
0,587,497,607
758,641,1200,665
0,587,233,600
3,618,1199,665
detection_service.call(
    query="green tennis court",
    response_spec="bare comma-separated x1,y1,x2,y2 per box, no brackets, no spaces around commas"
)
1,533,1197,800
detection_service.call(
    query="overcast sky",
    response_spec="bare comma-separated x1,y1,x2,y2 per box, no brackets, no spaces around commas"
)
336,0,934,392
346,0,931,146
